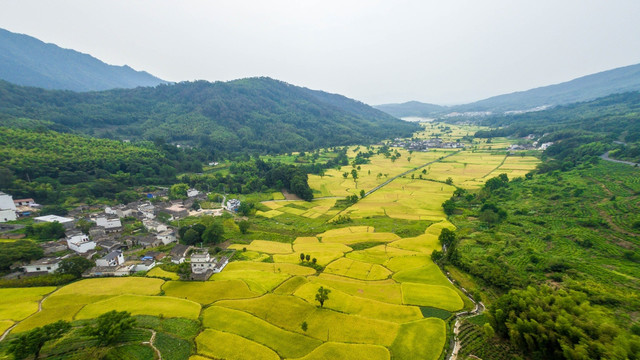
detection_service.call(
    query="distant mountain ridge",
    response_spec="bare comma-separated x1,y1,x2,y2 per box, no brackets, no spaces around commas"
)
376,62,640,117
0,77,419,155
0,28,167,91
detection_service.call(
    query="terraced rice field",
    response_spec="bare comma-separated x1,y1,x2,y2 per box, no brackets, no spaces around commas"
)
5,227,465,360
421,151,507,188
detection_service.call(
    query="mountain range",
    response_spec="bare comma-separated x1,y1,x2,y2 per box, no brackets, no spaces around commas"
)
0,78,418,155
376,62,640,118
0,28,167,91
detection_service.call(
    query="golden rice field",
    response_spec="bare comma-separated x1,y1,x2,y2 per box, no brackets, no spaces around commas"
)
340,177,455,221
308,148,455,197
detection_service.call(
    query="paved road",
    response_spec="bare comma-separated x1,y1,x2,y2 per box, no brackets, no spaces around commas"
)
600,151,640,167
364,150,461,197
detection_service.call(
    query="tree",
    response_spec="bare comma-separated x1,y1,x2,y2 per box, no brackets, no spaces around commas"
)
202,222,225,244
305,254,310,261
57,256,94,278
300,253,305,261
360,189,365,198
315,286,331,307
8,320,71,359
176,262,191,279
342,172,348,179
169,183,189,199
439,228,456,248
312,258,317,264
445,177,453,185
442,199,456,215
351,169,358,182
238,220,250,234
182,228,200,245
88,310,135,345
483,323,495,341
237,201,254,216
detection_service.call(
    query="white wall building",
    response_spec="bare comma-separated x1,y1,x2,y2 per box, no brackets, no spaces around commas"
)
95,250,125,267
0,192,17,223
34,215,75,228
143,219,167,233
67,233,96,253
23,257,62,274
157,230,176,245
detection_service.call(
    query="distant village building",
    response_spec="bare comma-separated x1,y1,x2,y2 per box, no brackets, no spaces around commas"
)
13,198,39,217
95,217,122,233
95,250,125,267
134,259,156,272
187,189,200,198
226,199,241,212
165,203,188,219
143,219,167,233
23,257,63,274
34,215,75,228
190,251,230,277
40,240,68,255
67,233,96,253
170,244,191,264
0,192,17,223
138,202,156,219
157,230,177,245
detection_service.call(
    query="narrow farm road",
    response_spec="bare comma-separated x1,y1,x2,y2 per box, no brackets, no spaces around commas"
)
143,329,162,360
600,151,640,167
0,292,53,342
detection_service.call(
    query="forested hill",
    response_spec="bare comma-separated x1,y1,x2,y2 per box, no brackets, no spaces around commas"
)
374,101,446,118
474,91,640,167
0,78,419,155
376,62,640,116
459,62,640,112
0,28,167,91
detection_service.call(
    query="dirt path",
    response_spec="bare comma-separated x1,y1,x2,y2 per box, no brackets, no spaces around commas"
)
142,329,162,360
0,292,52,342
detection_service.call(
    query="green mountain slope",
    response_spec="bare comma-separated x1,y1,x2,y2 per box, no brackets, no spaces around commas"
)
0,28,167,91
374,101,446,118
0,78,419,155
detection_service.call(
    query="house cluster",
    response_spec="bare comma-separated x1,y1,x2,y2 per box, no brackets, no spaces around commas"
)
389,138,465,151
508,135,554,151
0,192,40,223
4,189,237,280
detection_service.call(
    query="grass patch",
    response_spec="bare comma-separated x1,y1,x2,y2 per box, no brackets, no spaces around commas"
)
400,283,464,311
0,287,55,321
420,307,452,320
155,332,191,360
147,267,180,280
289,342,390,360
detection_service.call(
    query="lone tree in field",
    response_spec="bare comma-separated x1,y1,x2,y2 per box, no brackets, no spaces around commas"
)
315,286,331,307
300,253,305,261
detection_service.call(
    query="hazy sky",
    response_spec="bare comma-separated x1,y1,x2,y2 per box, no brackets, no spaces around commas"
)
1,0,640,105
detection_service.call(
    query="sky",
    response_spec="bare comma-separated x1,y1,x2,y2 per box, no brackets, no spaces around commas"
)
1,0,640,105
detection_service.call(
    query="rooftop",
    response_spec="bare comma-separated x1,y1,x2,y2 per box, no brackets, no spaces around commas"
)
34,215,74,223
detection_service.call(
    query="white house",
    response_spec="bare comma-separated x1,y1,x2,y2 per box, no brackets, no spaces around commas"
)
134,259,156,272
95,217,122,232
143,219,167,233
0,192,17,223
187,188,200,198
95,250,125,267
34,215,75,228
225,199,241,212
23,257,63,274
67,233,96,253
190,252,214,274
157,230,176,245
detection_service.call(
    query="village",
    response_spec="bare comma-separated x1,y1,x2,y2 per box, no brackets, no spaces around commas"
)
388,137,466,151
0,189,243,281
